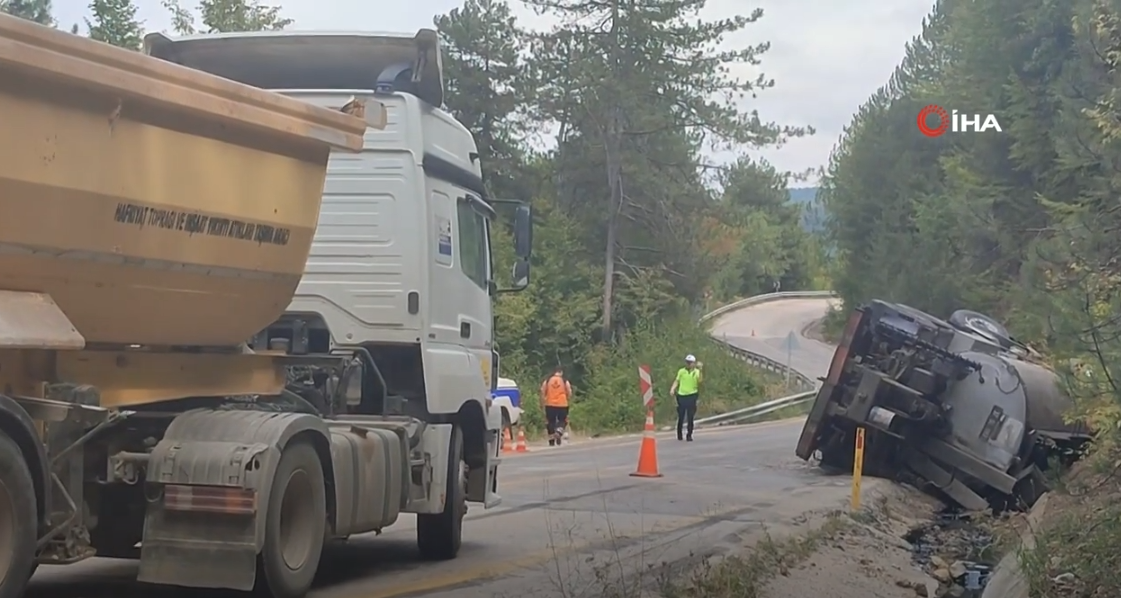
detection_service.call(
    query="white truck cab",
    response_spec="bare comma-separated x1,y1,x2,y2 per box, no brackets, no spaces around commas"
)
139,29,533,597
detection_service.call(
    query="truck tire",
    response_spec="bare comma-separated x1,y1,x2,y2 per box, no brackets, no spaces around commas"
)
0,433,36,598
256,441,326,598
949,309,1013,348
416,427,465,560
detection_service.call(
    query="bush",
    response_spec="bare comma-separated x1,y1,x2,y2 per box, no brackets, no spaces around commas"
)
510,316,783,436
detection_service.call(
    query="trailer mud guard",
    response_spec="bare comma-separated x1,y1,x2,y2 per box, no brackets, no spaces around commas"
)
137,408,332,591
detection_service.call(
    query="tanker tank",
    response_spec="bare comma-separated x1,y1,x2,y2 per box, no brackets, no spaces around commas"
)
0,15,374,348
797,299,1093,511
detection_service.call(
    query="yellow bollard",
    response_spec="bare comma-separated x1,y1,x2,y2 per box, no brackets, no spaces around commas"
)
851,427,865,511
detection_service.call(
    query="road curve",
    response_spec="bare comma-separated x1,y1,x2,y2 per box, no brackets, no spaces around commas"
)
27,297,853,598
711,296,840,383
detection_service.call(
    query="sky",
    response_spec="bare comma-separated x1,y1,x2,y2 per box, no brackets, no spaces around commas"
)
53,0,935,185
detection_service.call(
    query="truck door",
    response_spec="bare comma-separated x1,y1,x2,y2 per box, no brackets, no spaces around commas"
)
452,194,495,392
452,194,503,506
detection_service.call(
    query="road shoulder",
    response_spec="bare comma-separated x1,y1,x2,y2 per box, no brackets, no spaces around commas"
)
666,483,942,598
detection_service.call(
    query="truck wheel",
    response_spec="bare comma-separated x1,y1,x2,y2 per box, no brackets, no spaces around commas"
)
0,433,36,598
416,427,465,560
256,441,326,598
949,309,1013,348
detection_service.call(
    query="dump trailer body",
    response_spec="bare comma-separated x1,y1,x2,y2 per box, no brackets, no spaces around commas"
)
0,14,369,349
796,300,1091,511
0,15,380,598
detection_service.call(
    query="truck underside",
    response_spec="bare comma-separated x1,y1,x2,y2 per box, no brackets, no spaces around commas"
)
796,300,1091,512
4,321,497,597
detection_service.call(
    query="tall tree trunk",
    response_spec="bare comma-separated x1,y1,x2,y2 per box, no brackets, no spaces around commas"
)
600,0,622,338
602,133,621,337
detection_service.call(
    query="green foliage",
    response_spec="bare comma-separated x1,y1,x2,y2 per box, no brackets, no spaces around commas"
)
432,0,821,433
86,0,143,49
1,0,54,25
708,158,828,301
491,199,603,382
161,0,291,34
434,0,529,196
522,0,812,334
571,317,777,434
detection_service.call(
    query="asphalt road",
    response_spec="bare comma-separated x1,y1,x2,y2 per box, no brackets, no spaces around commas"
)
28,296,858,598
710,296,841,385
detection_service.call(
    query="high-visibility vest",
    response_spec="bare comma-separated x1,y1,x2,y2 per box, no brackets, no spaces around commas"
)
544,375,568,407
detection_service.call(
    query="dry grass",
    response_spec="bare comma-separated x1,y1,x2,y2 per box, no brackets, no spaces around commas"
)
657,515,852,598
1018,445,1121,598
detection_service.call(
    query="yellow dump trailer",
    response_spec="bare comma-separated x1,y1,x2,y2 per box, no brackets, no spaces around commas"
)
0,18,393,598
0,14,375,348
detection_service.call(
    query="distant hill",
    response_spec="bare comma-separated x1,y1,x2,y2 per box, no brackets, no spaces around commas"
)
789,187,817,205
789,187,824,232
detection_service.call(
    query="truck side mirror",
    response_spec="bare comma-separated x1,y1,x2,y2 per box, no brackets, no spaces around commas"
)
514,204,532,259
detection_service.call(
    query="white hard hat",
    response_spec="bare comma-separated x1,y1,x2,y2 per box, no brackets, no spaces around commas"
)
685,354,696,362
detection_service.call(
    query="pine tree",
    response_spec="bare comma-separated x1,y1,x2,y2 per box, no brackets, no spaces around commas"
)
1,0,55,26
526,0,805,334
161,0,291,34
435,0,528,197
86,0,143,49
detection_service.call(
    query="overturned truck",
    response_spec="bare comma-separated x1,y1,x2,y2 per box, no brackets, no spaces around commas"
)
795,300,1091,511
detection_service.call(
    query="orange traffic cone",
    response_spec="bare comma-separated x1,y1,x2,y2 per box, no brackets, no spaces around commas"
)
630,411,662,478
502,427,514,453
515,428,529,453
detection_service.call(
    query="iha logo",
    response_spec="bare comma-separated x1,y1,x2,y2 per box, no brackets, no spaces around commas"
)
917,105,1002,137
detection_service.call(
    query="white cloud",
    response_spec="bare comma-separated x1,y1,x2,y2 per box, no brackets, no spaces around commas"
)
52,0,934,183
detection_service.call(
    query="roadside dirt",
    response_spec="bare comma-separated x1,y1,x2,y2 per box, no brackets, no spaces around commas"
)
758,486,943,598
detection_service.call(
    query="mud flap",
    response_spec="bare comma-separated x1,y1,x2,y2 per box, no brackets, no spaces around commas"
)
483,405,503,508
137,408,330,591
483,434,502,508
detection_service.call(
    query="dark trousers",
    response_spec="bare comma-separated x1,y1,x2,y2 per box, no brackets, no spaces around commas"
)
545,406,569,436
676,394,698,439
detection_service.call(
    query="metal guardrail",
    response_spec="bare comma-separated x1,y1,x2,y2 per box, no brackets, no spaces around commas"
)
692,290,838,428
699,290,838,324
710,338,816,391
692,391,816,427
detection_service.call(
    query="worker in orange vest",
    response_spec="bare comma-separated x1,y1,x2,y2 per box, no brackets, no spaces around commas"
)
540,366,572,446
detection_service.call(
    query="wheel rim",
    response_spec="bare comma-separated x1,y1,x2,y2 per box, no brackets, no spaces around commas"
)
278,470,315,571
0,480,14,586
